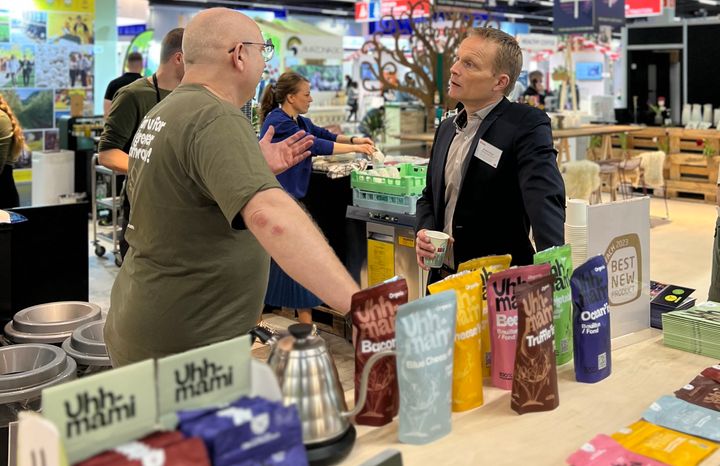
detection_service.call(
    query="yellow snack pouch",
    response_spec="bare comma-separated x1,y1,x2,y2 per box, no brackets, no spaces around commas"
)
457,254,512,377
612,420,718,466
428,270,483,412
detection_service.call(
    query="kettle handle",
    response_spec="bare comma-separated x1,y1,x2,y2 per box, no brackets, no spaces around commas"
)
343,350,396,419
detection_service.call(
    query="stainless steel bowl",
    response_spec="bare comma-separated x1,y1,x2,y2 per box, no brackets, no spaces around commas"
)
4,302,102,344
0,344,77,404
61,320,111,367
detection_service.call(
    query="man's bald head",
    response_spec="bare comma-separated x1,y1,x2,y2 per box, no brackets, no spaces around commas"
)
183,8,262,65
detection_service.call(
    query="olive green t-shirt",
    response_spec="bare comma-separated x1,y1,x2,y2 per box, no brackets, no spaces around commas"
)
105,84,281,365
98,77,171,153
0,112,14,171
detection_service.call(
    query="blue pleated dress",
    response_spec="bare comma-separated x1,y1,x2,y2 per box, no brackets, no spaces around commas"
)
261,108,337,309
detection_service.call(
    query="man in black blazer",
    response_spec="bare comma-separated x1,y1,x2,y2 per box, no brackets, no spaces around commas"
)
415,27,565,283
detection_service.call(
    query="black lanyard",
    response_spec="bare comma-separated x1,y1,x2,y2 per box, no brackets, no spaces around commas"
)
152,73,161,103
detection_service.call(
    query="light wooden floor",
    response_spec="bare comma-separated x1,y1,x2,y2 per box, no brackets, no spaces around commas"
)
646,196,715,300
88,195,718,391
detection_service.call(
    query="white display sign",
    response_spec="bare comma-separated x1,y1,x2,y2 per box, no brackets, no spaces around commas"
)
290,34,343,60
587,197,651,338
517,33,559,51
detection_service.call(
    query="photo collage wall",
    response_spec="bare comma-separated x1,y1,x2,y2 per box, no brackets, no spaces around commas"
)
0,0,95,169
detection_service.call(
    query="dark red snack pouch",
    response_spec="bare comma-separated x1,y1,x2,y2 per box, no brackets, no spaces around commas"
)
675,375,720,412
511,275,559,415
76,431,187,466
351,277,408,426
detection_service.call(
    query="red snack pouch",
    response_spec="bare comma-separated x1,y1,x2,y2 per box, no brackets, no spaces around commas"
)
351,277,408,426
487,264,551,390
76,432,187,466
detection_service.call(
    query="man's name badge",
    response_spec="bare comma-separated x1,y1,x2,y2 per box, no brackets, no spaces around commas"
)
473,139,503,168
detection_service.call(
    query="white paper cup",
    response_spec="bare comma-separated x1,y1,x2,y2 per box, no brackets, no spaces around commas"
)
423,230,450,268
566,199,588,226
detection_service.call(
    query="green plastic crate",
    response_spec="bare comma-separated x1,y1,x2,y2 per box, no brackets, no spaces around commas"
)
352,189,420,215
350,163,427,196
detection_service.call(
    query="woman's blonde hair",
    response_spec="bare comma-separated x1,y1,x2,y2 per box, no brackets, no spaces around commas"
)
0,93,25,162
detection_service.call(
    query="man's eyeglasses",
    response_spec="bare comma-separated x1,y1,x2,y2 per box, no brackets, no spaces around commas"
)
228,39,275,62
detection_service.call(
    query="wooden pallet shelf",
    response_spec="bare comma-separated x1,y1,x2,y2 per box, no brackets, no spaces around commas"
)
606,127,720,203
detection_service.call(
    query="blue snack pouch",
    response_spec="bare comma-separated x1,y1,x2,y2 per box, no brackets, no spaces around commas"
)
178,396,306,466
570,255,611,383
642,396,720,441
396,291,457,445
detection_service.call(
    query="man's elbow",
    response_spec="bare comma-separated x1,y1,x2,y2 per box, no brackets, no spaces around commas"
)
246,205,287,239
97,152,113,169
97,152,109,167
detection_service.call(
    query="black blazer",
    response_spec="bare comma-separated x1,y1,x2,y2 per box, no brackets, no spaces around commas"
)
416,97,565,267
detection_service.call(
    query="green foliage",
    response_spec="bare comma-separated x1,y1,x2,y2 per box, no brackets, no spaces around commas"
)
251,104,260,135
618,132,628,150
703,139,717,157
359,108,385,141
7,90,54,129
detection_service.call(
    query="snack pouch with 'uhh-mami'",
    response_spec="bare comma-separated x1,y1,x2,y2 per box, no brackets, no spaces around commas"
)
351,277,408,426
533,244,573,366
571,255,611,384
611,420,718,466
395,291,457,445
458,254,512,377
511,275,559,415
428,270,483,412
486,264,551,390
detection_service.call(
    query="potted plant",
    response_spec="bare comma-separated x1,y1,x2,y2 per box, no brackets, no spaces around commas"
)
359,107,386,147
552,66,568,82
588,135,602,159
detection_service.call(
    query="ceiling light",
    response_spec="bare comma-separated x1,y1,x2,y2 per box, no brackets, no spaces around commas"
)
698,0,718,5
538,1,554,6
320,9,351,15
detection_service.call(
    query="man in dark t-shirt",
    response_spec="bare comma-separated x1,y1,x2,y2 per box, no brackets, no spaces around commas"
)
103,51,144,118
99,30,185,259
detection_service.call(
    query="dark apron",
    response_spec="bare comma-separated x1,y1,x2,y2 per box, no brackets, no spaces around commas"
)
0,164,19,209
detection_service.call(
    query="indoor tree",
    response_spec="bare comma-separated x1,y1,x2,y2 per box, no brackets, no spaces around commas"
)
359,1,485,131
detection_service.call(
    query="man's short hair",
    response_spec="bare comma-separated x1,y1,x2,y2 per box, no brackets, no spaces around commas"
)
160,28,184,64
127,51,143,64
529,70,543,84
466,27,523,97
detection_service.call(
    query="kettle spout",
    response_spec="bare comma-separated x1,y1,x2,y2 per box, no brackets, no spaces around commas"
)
341,350,396,419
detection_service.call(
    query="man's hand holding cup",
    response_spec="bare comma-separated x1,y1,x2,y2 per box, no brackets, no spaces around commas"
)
415,229,452,271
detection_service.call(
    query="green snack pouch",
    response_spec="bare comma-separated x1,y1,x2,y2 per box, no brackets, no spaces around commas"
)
534,244,573,365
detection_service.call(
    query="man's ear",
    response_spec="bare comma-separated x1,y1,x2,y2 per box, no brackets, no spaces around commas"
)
495,74,510,93
233,46,246,72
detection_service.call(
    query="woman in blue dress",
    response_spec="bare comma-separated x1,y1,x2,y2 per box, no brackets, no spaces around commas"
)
259,71,375,324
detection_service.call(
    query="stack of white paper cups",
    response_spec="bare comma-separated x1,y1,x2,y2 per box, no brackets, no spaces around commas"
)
565,199,588,270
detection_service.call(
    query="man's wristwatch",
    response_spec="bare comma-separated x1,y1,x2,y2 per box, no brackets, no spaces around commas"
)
350,136,356,144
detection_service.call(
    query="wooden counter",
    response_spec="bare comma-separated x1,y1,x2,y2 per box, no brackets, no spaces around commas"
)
345,330,720,465
554,125,645,167
552,124,643,139
391,133,435,145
